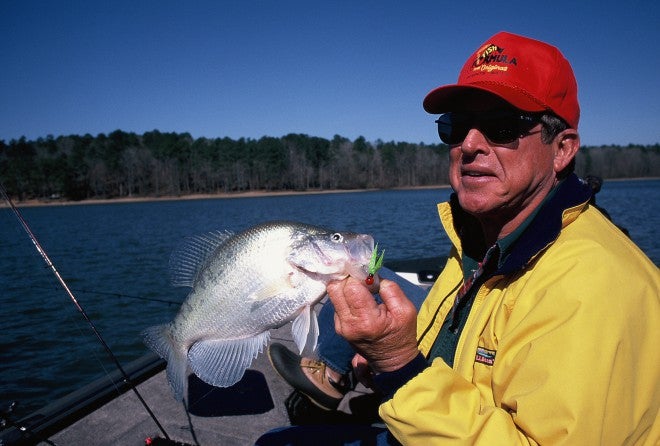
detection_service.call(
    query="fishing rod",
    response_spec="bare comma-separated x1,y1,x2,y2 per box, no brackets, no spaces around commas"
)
0,183,171,442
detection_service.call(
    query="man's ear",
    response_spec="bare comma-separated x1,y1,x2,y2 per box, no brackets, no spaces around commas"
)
553,130,580,174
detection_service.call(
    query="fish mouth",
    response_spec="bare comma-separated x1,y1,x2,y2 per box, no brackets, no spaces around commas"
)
344,234,374,280
347,234,374,260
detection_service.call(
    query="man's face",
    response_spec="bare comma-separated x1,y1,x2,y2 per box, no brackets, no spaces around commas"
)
447,111,558,224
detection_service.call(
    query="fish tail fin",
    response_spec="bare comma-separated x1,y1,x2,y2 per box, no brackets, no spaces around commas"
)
142,324,189,402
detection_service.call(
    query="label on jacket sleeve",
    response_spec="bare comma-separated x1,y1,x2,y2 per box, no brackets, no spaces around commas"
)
475,347,497,366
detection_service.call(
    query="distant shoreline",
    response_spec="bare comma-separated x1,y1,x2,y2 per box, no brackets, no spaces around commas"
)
3,177,657,209
2,185,453,208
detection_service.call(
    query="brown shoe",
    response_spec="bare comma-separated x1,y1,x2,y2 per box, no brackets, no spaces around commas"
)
268,343,347,410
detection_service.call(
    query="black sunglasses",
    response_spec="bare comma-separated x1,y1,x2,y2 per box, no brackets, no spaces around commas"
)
435,111,543,145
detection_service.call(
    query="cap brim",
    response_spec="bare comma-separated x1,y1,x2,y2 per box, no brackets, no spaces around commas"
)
423,83,547,114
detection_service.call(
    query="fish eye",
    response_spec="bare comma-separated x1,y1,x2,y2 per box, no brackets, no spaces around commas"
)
331,233,344,243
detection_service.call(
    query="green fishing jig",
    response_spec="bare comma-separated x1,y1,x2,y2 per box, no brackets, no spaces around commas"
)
365,244,385,285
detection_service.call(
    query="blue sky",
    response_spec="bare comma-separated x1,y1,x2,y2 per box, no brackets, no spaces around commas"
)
2,1,658,146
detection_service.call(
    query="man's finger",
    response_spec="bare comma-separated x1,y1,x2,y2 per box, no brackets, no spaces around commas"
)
327,277,378,316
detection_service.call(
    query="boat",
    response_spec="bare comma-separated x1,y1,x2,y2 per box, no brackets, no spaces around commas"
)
0,259,441,446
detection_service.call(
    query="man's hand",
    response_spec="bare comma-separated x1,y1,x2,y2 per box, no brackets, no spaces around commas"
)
327,277,419,373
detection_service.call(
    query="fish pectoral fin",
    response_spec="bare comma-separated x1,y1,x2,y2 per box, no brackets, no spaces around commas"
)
187,331,270,388
250,283,290,304
291,305,319,355
248,273,301,311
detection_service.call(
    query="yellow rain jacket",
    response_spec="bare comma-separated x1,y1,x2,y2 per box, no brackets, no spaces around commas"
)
379,175,660,445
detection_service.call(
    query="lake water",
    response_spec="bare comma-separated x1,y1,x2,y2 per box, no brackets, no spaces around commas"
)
1,179,658,420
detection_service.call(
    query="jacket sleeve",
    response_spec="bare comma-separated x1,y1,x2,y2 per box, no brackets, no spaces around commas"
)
378,235,660,445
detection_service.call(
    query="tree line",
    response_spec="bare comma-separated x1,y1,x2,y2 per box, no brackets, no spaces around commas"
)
1,130,658,201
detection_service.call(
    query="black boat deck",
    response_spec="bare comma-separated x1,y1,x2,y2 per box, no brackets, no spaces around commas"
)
39,326,297,446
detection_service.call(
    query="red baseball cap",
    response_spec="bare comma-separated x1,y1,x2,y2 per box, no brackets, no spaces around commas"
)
423,31,580,129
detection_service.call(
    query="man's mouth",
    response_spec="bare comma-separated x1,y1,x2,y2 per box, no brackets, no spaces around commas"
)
462,169,492,177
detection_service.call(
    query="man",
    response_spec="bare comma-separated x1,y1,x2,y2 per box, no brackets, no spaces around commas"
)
258,31,660,445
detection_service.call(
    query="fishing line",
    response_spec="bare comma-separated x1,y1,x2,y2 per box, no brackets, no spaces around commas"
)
29,284,182,306
0,182,171,441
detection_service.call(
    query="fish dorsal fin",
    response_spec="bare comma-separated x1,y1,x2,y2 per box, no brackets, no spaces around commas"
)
187,331,270,388
169,230,233,287
291,305,319,355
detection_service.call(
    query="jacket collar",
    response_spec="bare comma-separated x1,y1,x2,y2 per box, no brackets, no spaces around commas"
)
439,173,592,274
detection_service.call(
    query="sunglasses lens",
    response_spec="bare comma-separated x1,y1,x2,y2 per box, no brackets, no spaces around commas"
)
436,115,468,145
436,113,540,145
479,119,519,144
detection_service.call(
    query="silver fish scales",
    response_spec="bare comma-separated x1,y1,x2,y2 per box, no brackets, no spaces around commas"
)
142,220,375,401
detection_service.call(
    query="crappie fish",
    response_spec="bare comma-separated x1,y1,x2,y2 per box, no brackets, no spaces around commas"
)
142,220,375,401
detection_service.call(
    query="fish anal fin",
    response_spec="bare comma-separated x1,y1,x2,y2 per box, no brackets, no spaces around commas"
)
187,331,270,388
